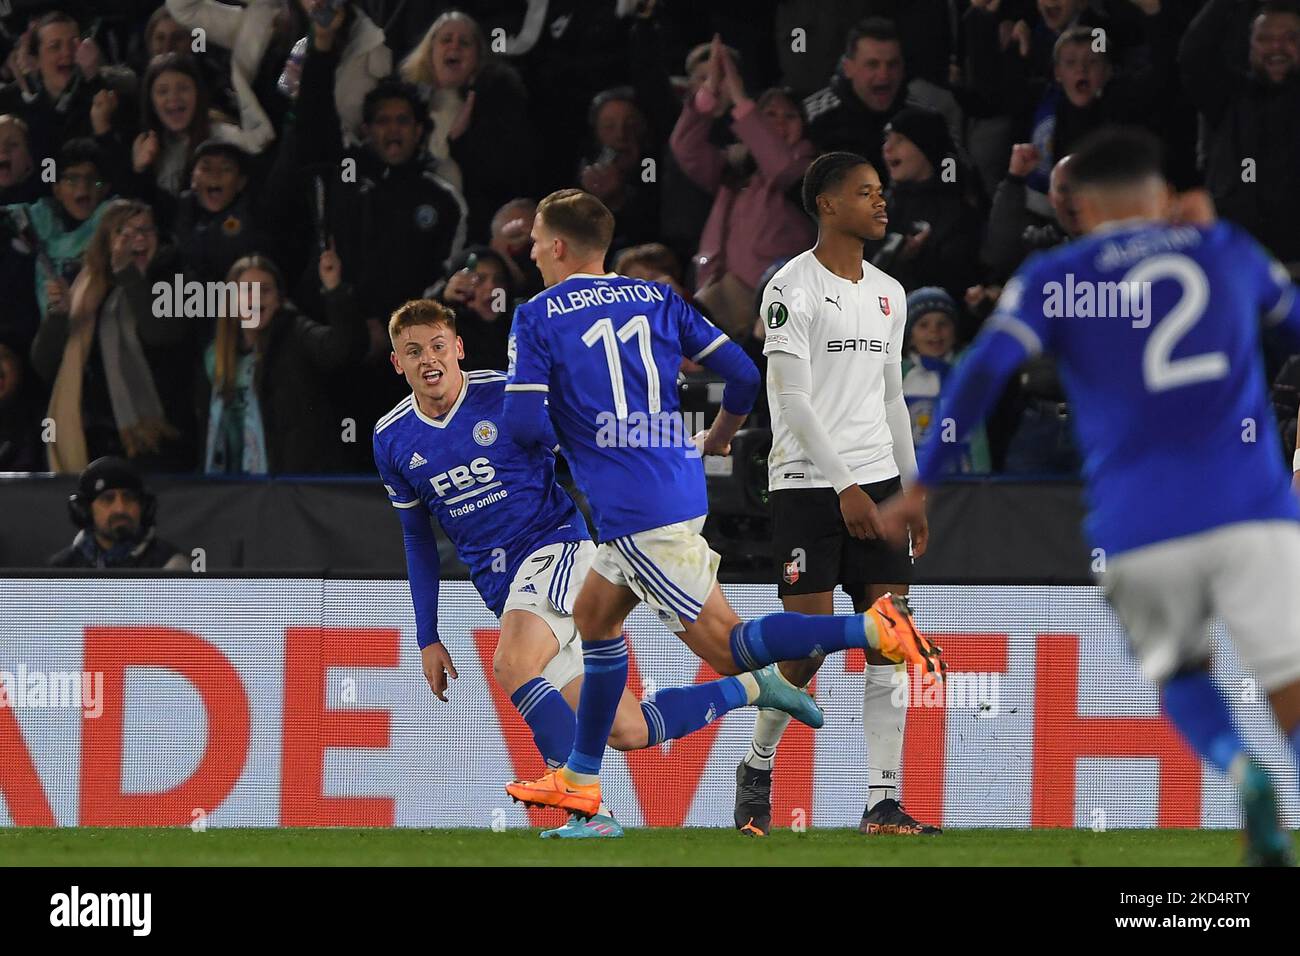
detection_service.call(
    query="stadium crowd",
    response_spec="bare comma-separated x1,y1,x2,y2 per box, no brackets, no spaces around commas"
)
0,0,1298,480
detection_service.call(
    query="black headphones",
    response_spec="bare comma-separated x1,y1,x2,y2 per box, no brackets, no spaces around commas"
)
67,457,158,532
67,488,157,531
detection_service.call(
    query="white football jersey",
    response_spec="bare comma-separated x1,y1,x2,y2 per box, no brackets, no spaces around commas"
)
761,249,906,491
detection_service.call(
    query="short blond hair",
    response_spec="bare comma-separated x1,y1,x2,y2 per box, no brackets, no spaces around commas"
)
388,299,457,343
536,188,614,256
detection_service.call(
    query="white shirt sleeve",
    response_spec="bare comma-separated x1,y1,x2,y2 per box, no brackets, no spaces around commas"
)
769,350,856,494
760,284,810,360
886,282,907,365
883,361,917,485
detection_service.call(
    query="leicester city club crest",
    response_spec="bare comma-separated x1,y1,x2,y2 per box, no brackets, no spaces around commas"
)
473,420,498,446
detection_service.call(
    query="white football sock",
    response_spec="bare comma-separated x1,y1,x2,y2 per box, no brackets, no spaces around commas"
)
744,708,793,771
865,663,906,811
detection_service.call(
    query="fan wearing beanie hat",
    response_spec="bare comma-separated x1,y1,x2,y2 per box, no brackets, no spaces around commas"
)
884,108,955,180
49,456,188,569
900,288,989,474
868,107,984,297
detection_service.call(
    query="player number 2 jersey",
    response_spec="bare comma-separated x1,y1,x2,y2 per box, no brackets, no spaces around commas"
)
761,250,907,490
987,220,1300,554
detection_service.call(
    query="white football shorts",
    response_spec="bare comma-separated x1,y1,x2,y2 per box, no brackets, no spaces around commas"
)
1099,520,1300,692
501,539,596,689
590,516,720,632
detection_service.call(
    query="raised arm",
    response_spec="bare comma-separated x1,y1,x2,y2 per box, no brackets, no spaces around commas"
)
731,102,815,191
300,244,365,369
669,89,727,193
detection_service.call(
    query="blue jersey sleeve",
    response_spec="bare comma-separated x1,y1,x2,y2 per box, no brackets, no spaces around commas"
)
503,302,554,449
980,262,1052,359
374,428,419,508
505,301,552,392
699,339,761,415
375,430,441,648
1242,230,1300,349
672,288,731,363
397,507,442,648
670,290,759,414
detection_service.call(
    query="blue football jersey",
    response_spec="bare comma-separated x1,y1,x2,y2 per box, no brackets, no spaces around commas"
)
987,220,1300,555
506,274,731,540
373,370,589,616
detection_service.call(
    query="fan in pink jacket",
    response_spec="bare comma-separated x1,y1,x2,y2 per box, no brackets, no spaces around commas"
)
670,35,816,341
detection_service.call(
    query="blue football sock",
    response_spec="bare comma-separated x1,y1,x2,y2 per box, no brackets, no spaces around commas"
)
729,612,865,671
641,676,748,746
509,677,575,768
566,636,627,777
1160,669,1246,774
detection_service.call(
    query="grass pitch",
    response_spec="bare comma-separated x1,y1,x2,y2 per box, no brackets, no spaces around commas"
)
0,827,1281,866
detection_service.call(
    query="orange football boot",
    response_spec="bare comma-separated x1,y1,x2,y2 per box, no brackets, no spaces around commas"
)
506,768,602,820
866,593,946,682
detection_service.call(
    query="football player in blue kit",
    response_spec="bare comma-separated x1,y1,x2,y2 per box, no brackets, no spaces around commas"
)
376,299,826,837
888,128,1300,865
502,189,945,820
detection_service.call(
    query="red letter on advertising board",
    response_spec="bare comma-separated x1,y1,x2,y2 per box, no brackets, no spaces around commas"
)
281,627,398,826
898,634,1010,827
0,702,56,825
1033,633,1201,827
622,652,727,827
80,627,251,825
